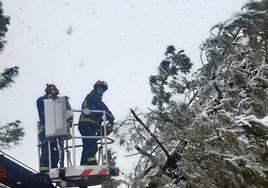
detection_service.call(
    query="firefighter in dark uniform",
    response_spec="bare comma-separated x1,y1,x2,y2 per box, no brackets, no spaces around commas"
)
78,80,114,166
36,84,60,173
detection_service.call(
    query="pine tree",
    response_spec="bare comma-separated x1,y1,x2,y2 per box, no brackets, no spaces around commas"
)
0,1,18,90
0,66,19,89
0,1,24,149
149,46,192,110
115,0,268,187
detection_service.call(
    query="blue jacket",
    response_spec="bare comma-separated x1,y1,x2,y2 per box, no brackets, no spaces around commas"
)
36,96,47,126
79,90,114,125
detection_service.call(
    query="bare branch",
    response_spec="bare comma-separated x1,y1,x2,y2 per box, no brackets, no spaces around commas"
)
135,145,159,178
187,90,199,106
130,109,171,159
135,145,158,166
124,152,140,157
141,165,155,178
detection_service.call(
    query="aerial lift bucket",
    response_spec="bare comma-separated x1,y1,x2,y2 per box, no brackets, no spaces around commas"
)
38,97,119,187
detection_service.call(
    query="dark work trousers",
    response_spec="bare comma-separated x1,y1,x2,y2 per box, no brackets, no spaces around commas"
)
39,129,59,170
78,122,99,165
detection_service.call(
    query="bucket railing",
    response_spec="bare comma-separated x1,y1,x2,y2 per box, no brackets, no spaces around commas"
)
37,109,115,172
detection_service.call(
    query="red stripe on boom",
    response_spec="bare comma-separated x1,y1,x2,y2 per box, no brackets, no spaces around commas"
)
80,169,93,176
0,165,6,179
97,168,108,175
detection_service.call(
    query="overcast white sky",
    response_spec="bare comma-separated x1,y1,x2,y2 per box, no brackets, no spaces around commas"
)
0,0,246,183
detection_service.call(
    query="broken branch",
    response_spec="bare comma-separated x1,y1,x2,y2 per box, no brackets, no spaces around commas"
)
130,109,171,160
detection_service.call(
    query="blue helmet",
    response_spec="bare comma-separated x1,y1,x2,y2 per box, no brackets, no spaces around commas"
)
94,80,108,91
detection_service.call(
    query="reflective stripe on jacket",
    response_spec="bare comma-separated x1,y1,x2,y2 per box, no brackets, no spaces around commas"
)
80,90,114,124
79,116,98,125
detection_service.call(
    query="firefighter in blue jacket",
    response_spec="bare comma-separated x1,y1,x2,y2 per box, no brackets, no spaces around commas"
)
36,84,60,173
78,80,114,166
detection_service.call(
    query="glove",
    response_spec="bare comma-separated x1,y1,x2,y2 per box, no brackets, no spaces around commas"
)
106,125,113,135
109,121,114,127
66,110,73,126
101,123,114,136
